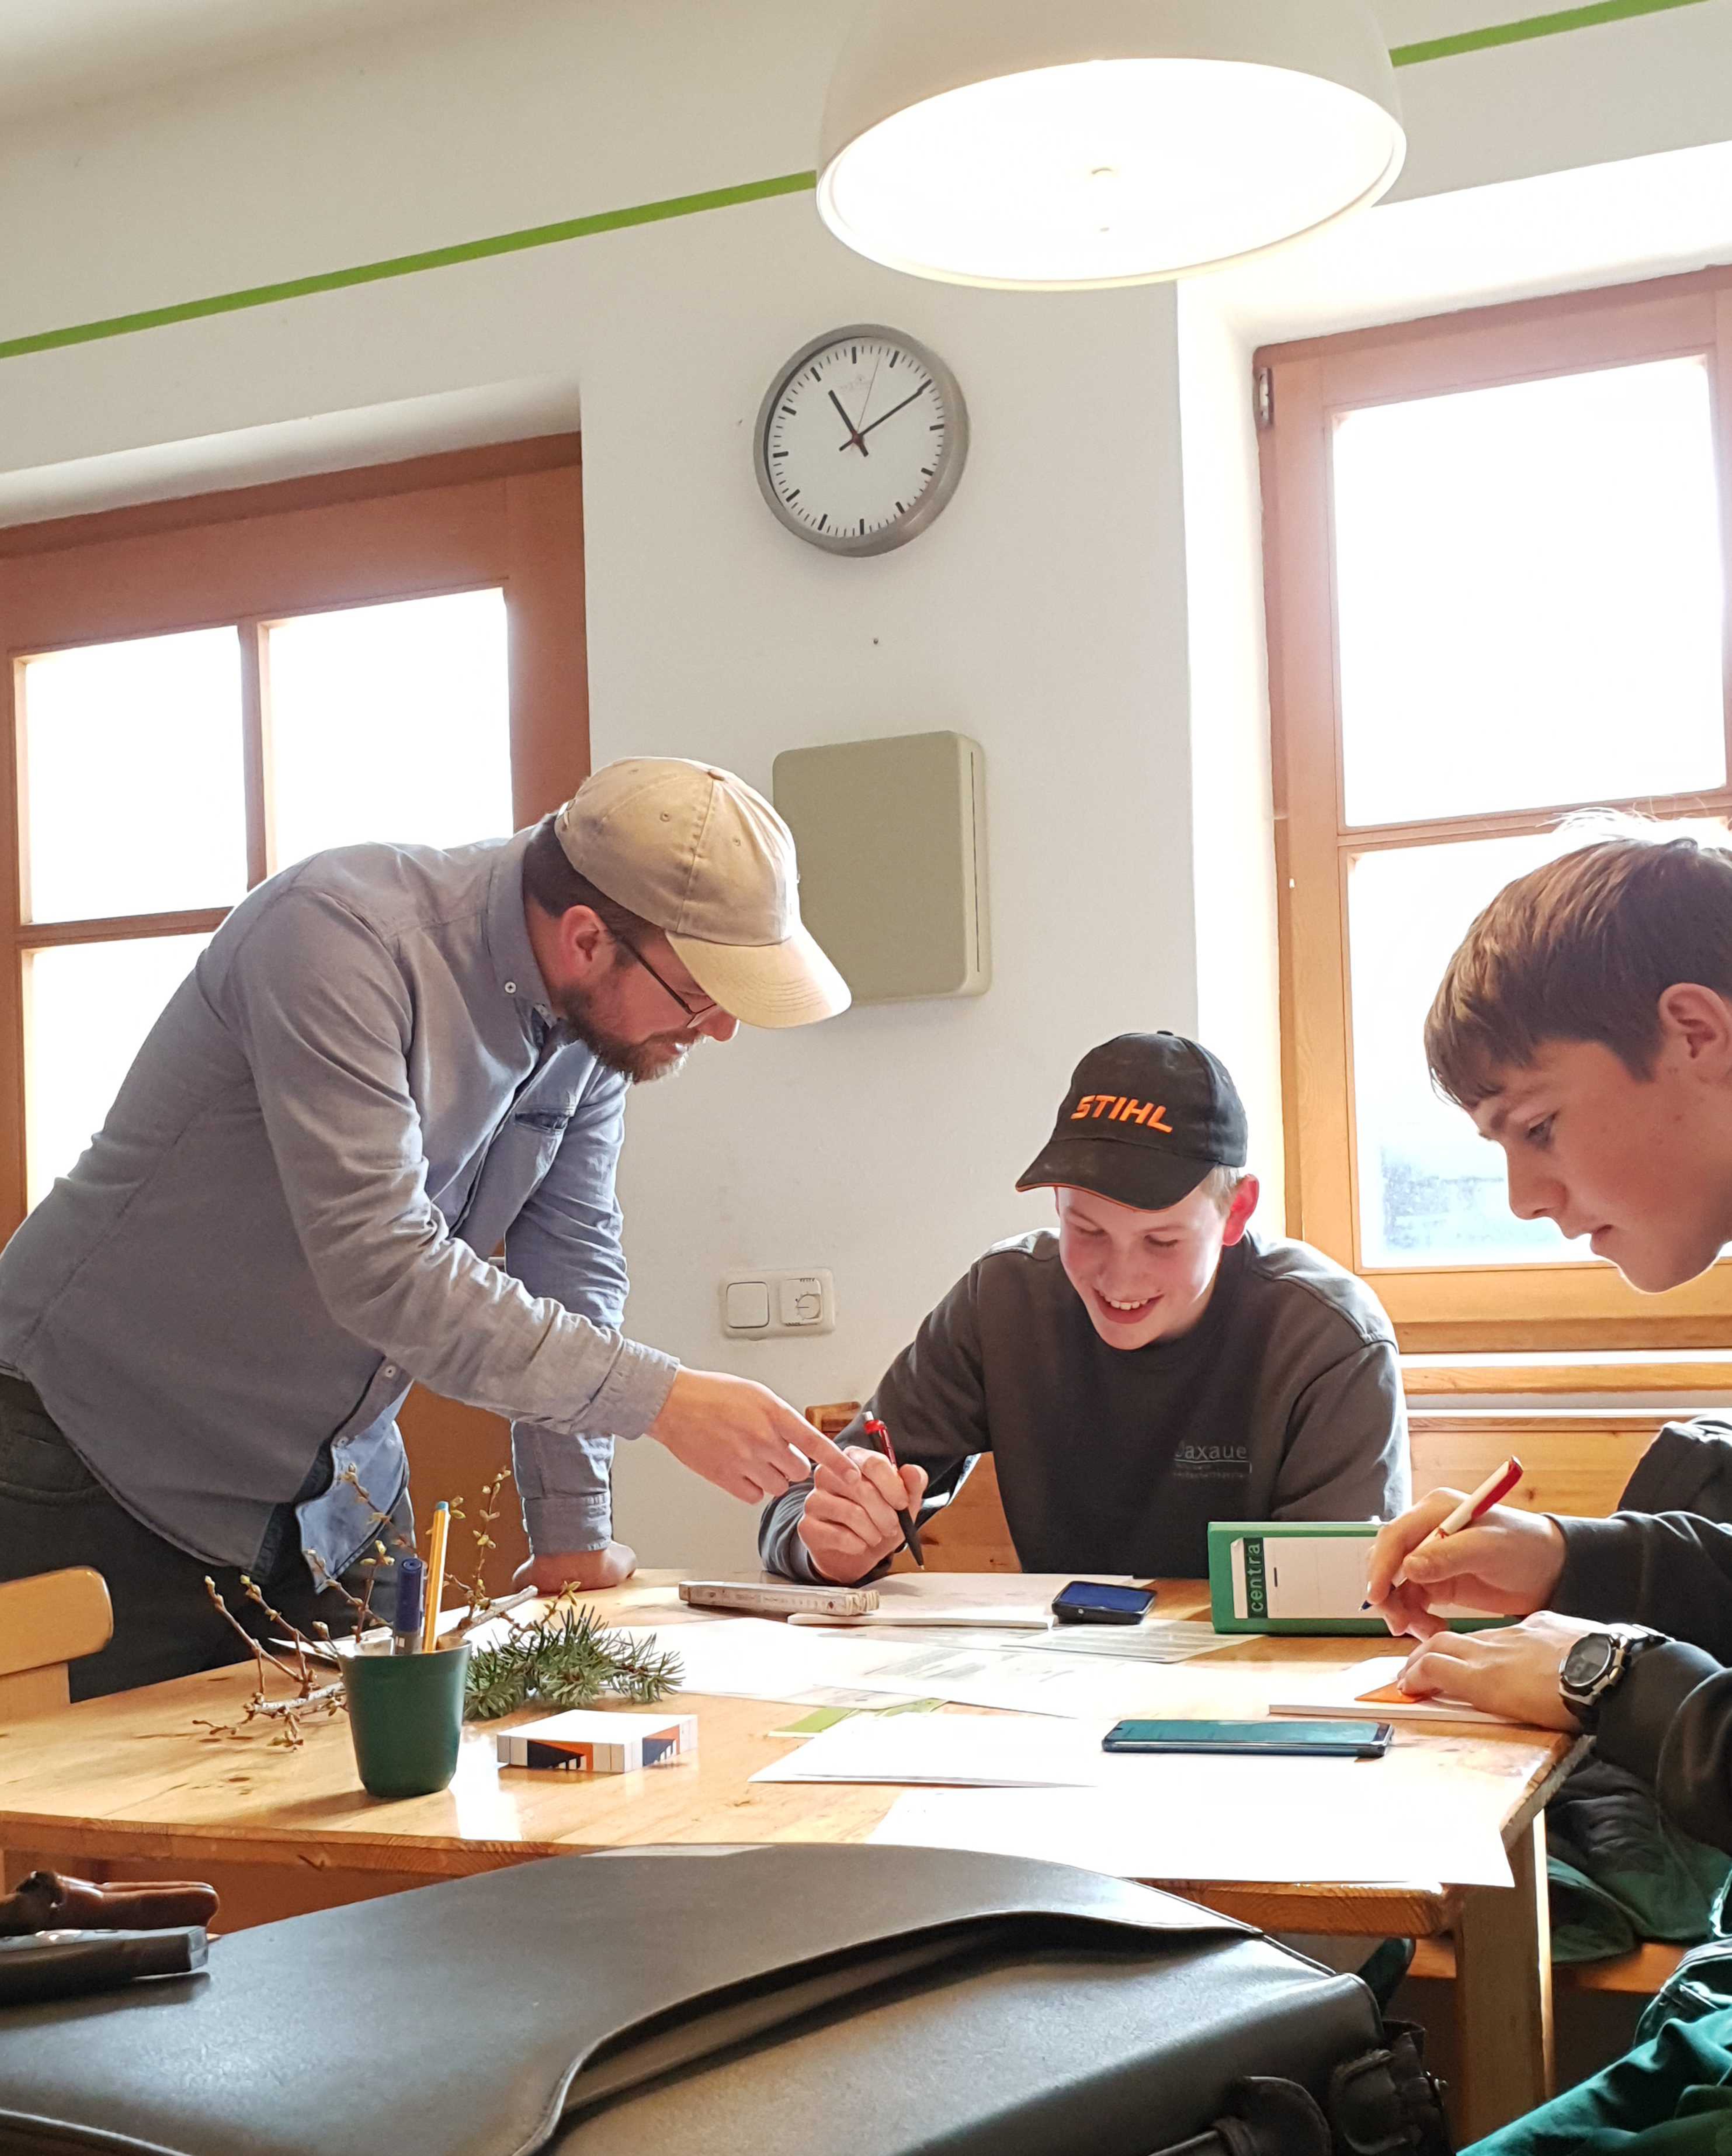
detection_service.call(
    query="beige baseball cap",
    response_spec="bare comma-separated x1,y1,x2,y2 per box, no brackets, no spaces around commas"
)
553,758,851,1029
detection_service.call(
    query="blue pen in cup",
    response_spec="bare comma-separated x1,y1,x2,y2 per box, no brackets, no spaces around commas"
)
392,1554,426,1655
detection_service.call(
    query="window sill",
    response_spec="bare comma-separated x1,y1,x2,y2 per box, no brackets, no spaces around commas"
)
1401,1352,1732,1401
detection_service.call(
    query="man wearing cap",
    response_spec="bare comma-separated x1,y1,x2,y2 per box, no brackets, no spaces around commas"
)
0,758,858,1697
761,1034,1408,1584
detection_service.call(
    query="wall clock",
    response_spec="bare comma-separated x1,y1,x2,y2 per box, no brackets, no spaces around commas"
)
755,323,969,557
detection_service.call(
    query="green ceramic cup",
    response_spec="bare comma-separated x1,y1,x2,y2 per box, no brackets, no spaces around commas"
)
342,1641,471,1800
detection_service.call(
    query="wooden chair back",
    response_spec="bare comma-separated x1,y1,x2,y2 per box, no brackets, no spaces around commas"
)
0,1568,112,1719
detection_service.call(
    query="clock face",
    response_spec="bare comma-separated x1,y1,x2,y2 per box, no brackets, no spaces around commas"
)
755,324,969,557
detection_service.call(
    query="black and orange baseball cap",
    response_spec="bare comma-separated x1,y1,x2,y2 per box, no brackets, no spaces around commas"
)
1015,1032,1248,1213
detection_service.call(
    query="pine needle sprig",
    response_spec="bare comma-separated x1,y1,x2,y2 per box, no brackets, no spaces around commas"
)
463,1603,683,1721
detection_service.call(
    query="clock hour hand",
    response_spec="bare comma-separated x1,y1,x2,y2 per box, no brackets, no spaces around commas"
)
841,384,927,447
828,389,869,457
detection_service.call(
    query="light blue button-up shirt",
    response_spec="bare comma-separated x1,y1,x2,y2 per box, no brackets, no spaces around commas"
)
0,825,678,1585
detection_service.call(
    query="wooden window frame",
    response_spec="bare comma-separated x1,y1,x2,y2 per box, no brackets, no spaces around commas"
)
1259,268,1732,1352
0,435,589,1246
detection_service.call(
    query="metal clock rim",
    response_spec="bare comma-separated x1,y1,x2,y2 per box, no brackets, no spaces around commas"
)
754,321,970,558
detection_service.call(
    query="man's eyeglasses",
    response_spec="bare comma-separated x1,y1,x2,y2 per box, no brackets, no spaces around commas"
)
618,934,718,1022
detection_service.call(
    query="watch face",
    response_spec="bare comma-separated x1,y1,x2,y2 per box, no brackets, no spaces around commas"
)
755,325,969,557
1564,1634,1618,1692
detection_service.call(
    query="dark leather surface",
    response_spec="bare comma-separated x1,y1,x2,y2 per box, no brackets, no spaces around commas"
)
0,1846,1369,2156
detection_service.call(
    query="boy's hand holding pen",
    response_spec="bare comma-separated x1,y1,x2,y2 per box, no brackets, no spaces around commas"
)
797,1419,928,1584
1364,1457,1568,1642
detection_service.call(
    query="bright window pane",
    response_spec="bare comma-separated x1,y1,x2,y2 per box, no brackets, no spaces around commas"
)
265,589,514,865
24,934,211,1208
20,629,246,922
1334,358,1726,827
1349,821,1727,1268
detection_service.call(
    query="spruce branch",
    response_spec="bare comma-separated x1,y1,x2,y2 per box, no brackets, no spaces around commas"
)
463,1604,683,1722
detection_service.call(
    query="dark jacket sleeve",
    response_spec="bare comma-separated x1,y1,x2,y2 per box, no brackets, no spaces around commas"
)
1268,1339,1410,1522
757,1262,993,1582
1555,1510,1732,1854
1555,1511,1732,1657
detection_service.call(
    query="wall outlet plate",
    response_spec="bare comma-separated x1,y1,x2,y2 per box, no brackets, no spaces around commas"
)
720,1268,836,1338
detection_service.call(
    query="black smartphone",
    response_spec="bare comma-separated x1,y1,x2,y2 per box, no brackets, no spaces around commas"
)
1101,1718,1393,1759
1051,1581,1156,1626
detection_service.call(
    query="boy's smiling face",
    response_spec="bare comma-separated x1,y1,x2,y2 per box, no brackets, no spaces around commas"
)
1472,986,1732,1291
1055,1178,1259,1349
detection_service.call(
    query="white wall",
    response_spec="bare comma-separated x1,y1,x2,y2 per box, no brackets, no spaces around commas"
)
579,229,1194,1569
7,0,1732,1565
1175,289,1284,1232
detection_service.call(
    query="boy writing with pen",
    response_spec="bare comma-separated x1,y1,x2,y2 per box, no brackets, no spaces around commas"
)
765,1032,1408,1586
1363,829,1732,2152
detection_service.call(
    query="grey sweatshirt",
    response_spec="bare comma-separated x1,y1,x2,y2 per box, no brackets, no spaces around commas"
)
760,1228,1409,1581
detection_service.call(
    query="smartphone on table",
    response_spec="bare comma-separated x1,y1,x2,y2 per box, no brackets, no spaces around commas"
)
1051,1581,1156,1626
1101,1718,1393,1760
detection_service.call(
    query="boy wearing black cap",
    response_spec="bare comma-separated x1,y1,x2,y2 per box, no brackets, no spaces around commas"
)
761,1033,1409,1584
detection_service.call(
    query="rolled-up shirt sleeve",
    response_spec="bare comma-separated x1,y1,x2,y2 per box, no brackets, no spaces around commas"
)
222,888,675,1444
505,1065,674,1553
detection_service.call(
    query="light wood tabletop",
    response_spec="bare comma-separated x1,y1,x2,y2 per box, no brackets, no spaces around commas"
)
0,1570,1577,2140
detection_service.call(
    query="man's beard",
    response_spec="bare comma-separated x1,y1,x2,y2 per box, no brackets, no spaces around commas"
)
552,982,699,1085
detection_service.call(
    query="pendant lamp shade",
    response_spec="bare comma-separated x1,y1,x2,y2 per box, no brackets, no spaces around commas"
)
817,0,1406,288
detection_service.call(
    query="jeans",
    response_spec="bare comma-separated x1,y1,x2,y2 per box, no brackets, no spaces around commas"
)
0,1374,410,1700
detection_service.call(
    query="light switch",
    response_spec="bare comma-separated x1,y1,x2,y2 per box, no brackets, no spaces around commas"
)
721,1268,836,1339
724,1279,771,1331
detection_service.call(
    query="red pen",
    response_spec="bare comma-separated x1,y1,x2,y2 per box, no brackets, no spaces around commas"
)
1390,1455,1523,1591
862,1415,925,1569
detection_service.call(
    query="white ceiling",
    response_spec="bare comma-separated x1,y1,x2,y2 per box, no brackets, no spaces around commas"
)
0,0,486,121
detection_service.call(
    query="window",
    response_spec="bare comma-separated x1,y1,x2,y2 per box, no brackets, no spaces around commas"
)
1260,270,1732,1347
0,438,587,1240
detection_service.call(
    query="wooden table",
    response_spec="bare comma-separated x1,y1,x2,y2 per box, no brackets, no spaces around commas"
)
0,1572,1578,2140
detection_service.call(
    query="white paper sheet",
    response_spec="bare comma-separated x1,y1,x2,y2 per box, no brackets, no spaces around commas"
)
622,1616,1162,1716
839,1641,1221,1719
787,1607,1052,1631
617,1618,902,1703
1020,1620,1230,1664
873,1574,1137,1617
811,1620,1228,1665
751,1713,1113,1787
869,1765,1514,1888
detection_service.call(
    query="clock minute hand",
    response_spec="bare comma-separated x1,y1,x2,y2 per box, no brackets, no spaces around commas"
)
842,384,927,447
828,388,869,457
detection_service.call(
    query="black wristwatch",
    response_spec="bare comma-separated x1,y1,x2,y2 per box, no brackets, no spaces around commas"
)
1559,1624,1666,1734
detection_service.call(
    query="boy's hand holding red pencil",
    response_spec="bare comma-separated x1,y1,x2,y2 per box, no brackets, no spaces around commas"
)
1363,1456,1600,1729
1364,1457,1567,1643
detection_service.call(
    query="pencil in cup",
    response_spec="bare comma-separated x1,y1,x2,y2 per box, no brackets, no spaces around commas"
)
420,1501,451,1652
861,1416,925,1568
1382,1455,1524,1599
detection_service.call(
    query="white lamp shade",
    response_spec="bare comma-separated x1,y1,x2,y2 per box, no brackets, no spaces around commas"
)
818,0,1406,288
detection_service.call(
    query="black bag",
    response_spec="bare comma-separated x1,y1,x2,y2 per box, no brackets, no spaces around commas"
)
0,1845,1448,2156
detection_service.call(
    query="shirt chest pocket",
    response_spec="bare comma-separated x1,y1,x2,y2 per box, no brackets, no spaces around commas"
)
456,1108,573,1252
513,1108,573,1142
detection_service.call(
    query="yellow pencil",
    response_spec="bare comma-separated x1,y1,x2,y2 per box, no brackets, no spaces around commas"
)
421,1501,450,1653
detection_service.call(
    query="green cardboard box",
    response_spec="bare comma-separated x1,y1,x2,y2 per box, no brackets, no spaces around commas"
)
1207,1521,1502,1636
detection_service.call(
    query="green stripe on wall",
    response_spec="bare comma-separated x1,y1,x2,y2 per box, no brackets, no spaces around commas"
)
1391,0,1716,67
0,170,817,363
1,0,1725,365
